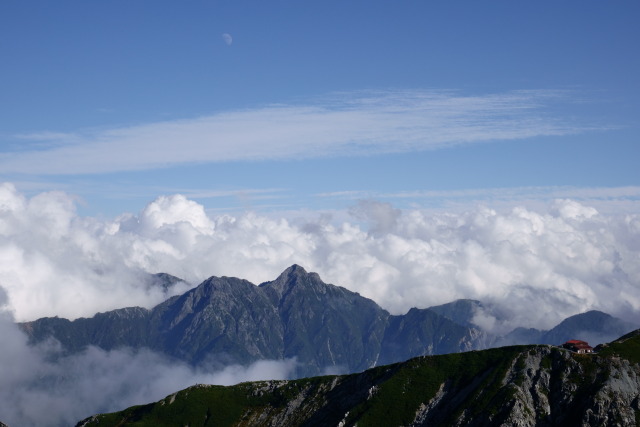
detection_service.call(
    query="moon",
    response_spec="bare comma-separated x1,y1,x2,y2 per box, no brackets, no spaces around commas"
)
222,33,233,46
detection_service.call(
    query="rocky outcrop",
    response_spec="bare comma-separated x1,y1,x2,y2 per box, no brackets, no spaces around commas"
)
22,265,488,377
77,333,640,426
20,265,638,380
497,347,640,426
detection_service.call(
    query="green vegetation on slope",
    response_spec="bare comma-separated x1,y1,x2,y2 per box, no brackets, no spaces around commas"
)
79,346,527,427
346,346,525,426
596,329,640,364
78,330,640,427
81,376,342,427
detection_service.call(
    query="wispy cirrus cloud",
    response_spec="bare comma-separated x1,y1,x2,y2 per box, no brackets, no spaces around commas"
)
1,89,595,175
317,185,640,214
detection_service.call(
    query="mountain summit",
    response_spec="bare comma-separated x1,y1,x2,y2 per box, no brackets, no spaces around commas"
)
21,265,485,377
20,265,638,377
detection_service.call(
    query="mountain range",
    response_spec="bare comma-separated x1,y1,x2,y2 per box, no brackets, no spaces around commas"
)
76,329,640,426
20,265,637,378
427,298,638,348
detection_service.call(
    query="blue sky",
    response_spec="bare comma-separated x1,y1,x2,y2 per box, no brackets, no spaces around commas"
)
1,0,639,216
3,4,640,422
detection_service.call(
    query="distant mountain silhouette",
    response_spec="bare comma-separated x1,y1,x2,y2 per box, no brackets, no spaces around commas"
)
540,310,638,346
21,266,637,378
22,265,487,377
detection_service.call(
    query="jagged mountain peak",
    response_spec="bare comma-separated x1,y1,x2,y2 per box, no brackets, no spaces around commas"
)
259,264,326,298
25,265,487,376
199,274,253,289
163,274,262,318
281,263,307,275
148,272,186,290
274,264,321,283
24,265,637,382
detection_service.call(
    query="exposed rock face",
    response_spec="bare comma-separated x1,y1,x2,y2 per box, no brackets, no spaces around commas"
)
76,335,640,427
21,265,487,377
20,265,638,379
498,347,640,426
377,307,488,366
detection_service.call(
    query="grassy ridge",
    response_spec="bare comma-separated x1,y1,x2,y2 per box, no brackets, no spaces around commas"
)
79,346,526,427
79,331,640,427
596,329,640,364
347,346,525,426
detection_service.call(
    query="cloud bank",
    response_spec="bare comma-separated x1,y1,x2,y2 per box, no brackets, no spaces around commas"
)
2,275,297,426
2,182,639,425
2,89,587,175
1,182,638,333
0,315,297,427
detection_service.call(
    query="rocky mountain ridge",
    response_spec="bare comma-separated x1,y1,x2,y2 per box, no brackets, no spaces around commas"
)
430,298,638,348
21,265,638,378
76,329,640,426
21,265,486,377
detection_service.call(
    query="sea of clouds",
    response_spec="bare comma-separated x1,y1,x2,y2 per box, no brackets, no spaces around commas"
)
0,287,297,426
1,182,639,425
1,182,638,328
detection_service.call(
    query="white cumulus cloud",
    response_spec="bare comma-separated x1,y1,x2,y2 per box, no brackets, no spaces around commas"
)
2,182,640,425
0,182,639,332
0,313,296,427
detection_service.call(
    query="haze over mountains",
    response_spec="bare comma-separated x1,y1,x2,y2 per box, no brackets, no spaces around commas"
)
2,265,638,426
22,265,638,378
21,265,486,377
